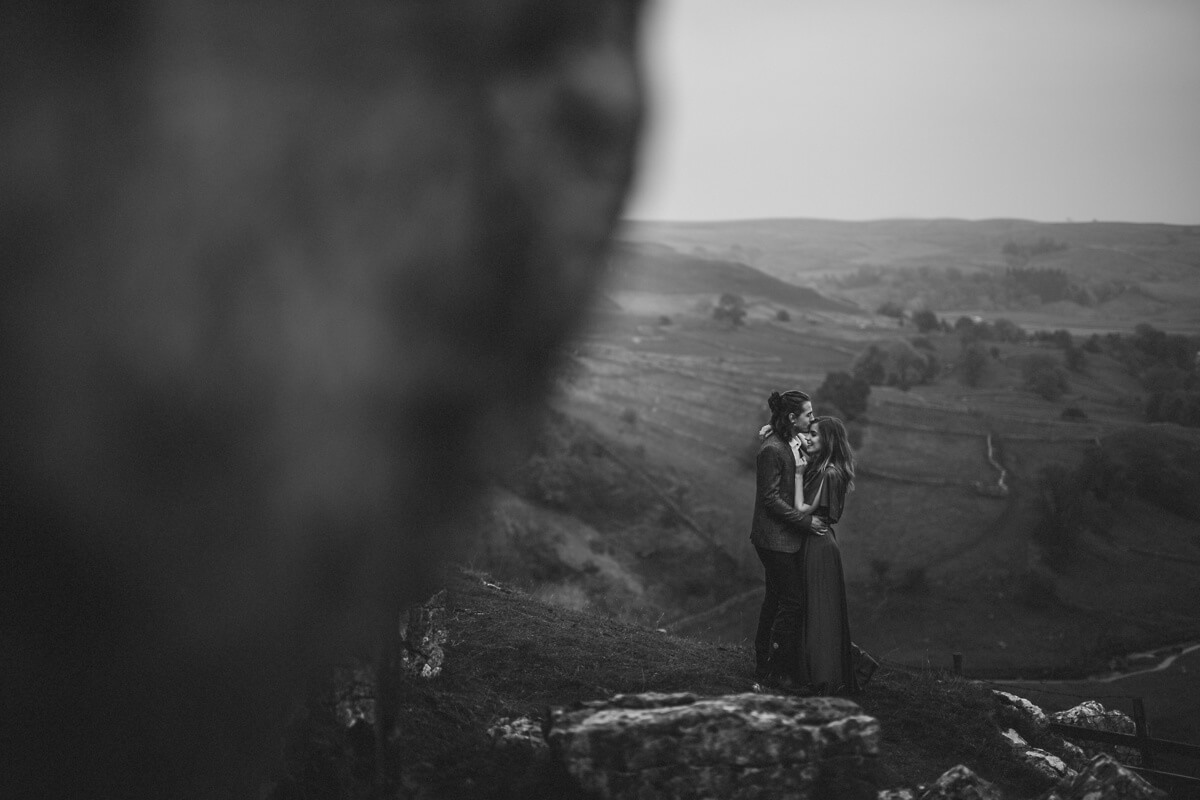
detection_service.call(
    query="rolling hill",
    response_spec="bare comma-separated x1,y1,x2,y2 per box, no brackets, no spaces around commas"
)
469,219,1200,751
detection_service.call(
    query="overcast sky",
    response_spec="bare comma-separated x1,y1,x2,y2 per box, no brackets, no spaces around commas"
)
624,0,1200,225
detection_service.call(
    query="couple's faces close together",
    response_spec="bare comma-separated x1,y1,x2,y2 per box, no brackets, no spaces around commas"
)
789,401,819,455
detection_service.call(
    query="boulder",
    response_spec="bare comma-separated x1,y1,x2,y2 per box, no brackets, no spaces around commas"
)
1039,753,1166,800
1000,727,1076,785
548,692,880,799
1048,701,1140,764
1021,748,1073,784
993,690,1050,732
1049,701,1135,736
917,764,1001,800
399,589,448,679
488,715,549,751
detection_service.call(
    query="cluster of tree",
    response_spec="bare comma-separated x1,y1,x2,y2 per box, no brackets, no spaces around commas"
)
506,409,671,524
814,371,870,422
1022,353,1071,401
1001,266,1093,304
712,293,746,326
852,341,938,390
875,300,905,319
1033,429,1200,571
1082,323,1200,427
1001,237,1068,265
954,315,1026,343
1033,458,1112,573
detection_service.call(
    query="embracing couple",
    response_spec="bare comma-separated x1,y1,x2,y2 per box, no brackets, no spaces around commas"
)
750,389,877,696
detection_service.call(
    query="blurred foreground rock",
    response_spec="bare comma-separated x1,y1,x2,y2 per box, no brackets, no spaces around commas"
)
548,691,880,799
2,2,645,796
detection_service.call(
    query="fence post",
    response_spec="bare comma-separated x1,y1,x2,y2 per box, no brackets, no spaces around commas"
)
952,652,962,676
1132,696,1154,769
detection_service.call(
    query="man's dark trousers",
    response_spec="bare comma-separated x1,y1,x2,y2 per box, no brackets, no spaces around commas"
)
754,545,804,680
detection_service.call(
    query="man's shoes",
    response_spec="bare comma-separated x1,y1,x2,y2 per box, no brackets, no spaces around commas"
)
756,672,812,696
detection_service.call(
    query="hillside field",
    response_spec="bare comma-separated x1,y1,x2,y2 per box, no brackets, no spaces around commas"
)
469,218,1200,747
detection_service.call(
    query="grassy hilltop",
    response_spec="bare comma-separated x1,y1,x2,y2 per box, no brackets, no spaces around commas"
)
279,569,1051,799
466,218,1200,746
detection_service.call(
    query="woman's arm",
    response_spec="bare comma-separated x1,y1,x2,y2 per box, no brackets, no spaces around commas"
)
794,474,823,515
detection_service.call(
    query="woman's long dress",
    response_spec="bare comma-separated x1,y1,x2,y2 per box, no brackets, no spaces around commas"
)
796,468,859,695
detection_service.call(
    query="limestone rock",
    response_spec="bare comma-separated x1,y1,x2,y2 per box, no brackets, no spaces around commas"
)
1000,728,1028,750
549,692,880,799
1040,753,1167,800
1048,700,1139,764
487,716,548,751
1049,701,1135,736
1055,738,1089,771
1021,748,1073,783
333,663,377,727
993,690,1050,732
917,764,1001,800
1000,727,1076,785
399,590,448,679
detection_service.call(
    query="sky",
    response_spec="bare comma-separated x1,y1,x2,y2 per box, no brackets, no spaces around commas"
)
624,0,1200,225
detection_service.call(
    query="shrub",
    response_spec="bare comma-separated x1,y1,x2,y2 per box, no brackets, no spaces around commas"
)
992,318,1025,343
959,343,989,388
854,342,938,390
1063,344,1087,373
912,309,940,333
1032,465,1094,572
876,301,904,318
1146,390,1200,428
712,293,746,326
1022,354,1069,401
815,371,871,421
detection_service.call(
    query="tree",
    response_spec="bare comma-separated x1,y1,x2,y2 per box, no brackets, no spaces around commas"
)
814,371,871,421
1063,344,1087,373
876,301,904,318
852,345,887,386
912,309,940,333
1022,354,1070,401
959,343,989,387
992,318,1025,343
712,293,746,326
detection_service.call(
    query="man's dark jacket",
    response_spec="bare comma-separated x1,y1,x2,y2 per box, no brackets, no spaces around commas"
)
749,431,815,553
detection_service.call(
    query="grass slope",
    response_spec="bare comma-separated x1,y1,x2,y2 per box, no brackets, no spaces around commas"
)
279,568,1052,799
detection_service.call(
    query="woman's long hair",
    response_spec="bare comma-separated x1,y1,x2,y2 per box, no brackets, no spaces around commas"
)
767,390,810,440
807,416,855,490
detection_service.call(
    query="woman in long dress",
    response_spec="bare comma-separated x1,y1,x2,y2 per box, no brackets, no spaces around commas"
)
793,416,871,695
